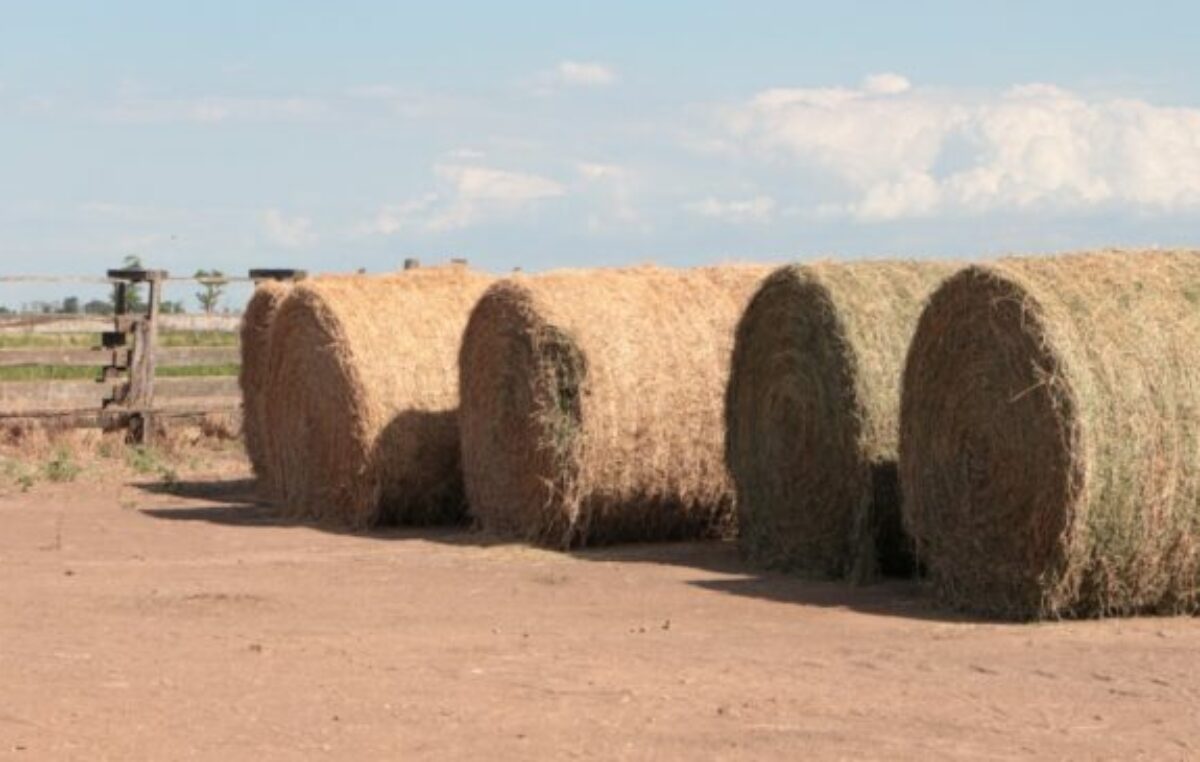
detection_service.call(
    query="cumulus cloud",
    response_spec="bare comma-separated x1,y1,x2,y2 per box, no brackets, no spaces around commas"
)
360,194,440,236
261,209,317,247
552,60,617,87
576,162,643,232
725,74,1200,220
685,195,777,224
428,164,565,230
361,165,565,235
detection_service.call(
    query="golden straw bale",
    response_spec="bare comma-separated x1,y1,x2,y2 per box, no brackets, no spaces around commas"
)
265,266,493,527
239,280,292,497
459,265,769,547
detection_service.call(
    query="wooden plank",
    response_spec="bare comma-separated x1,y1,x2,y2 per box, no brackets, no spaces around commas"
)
0,314,242,334
0,404,241,422
0,346,239,368
0,377,240,412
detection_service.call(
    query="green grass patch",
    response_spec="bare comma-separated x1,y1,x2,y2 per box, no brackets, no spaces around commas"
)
158,363,240,378
0,333,98,349
159,330,239,348
0,362,239,382
125,446,179,487
42,448,81,483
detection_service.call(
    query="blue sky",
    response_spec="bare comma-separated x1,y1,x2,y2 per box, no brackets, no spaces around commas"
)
2,1,1200,306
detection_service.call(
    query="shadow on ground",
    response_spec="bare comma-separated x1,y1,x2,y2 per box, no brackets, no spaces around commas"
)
134,475,980,624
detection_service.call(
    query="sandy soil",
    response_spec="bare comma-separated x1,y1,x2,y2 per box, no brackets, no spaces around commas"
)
1,469,1198,760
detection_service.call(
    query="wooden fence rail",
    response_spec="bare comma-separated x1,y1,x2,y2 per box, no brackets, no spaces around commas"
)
0,377,240,415
0,346,239,368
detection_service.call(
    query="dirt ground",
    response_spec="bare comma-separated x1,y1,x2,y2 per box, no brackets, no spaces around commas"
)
2,463,1199,760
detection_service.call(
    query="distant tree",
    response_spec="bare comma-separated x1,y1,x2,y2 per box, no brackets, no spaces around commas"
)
110,255,147,313
160,300,186,315
62,296,81,314
84,299,114,315
194,269,227,314
0,305,11,315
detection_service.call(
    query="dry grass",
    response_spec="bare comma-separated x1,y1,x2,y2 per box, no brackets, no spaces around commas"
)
0,414,242,493
238,281,292,498
263,266,493,527
725,261,957,581
900,250,1200,619
458,264,769,548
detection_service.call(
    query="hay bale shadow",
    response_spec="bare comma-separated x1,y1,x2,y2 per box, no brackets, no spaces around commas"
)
131,477,972,623
570,540,984,624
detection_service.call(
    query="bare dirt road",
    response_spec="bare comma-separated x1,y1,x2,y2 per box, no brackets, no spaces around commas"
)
2,472,1198,760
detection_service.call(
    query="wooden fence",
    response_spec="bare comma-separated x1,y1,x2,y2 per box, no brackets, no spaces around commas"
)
0,269,294,435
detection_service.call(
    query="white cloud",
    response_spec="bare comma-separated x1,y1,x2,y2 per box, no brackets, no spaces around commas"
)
359,194,440,236
685,195,777,224
576,162,643,232
530,60,617,94
576,162,624,181
361,165,566,235
552,60,617,87
447,147,486,160
861,72,912,96
436,164,564,202
724,74,1200,220
429,164,565,231
261,209,317,247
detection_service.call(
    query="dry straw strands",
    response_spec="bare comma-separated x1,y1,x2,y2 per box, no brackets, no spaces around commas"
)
264,266,492,527
459,265,769,548
901,250,1200,619
239,280,292,497
725,261,957,581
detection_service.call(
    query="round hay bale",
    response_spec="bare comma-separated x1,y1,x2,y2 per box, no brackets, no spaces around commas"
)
901,251,1200,619
264,267,493,527
239,280,293,497
725,261,957,581
459,265,769,548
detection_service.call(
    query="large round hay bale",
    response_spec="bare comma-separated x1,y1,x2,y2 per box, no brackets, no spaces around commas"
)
264,267,493,527
239,280,292,497
901,251,1200,619
459,265,769,548
725,261,957,581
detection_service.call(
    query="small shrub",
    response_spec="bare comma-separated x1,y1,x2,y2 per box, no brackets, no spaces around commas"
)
42,448,81,483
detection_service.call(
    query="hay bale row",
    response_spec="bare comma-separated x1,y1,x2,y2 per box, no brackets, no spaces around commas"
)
725,261,957,581
262,266,493,528
238,280,293,499
240,250,1200,623
901,251,1200,619
458,265,769,548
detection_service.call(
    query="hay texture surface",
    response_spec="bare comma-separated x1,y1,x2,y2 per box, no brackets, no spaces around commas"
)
264,267,492,527
725,261,956,581
459,265,768,547
901,251,1200,619
239,280,292,496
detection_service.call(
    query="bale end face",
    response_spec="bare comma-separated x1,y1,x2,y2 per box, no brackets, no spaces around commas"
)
726,261,948,582
264,270,489,528
726,266,866,578
900,266,1079,619
239,280,292,498
458,281,586,546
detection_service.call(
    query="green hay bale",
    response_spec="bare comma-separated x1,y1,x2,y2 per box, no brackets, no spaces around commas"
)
725,261,957,581
901,250,1200,619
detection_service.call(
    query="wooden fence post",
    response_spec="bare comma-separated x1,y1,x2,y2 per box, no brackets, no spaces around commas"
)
102,268,167,445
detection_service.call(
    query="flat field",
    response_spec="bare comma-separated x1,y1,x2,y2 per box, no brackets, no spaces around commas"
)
1,460,1198,760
